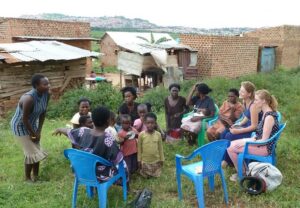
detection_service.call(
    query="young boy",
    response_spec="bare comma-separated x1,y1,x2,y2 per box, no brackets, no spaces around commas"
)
133,103,148,133
78,115,94,129
118,114,139,174
138,112,164,178
70,98,92,129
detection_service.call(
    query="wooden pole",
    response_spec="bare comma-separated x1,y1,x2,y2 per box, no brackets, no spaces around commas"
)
139,76,141,92
119,70,122,88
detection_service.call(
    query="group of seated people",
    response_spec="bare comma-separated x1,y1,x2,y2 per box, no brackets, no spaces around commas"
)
53,86,165,185
54,80,280,184
165,81,280,182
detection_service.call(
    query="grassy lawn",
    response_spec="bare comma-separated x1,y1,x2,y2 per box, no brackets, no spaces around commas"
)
1,69,300,207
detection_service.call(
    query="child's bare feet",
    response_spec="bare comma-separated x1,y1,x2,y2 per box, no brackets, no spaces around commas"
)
24,177,33,183
32,175,39,182
230,173,238,182
221,161,228,168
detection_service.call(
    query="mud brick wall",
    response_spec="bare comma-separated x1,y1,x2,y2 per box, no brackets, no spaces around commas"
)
245,25,300,68
2,18,90,39
100,34,119,67
180,34,259,78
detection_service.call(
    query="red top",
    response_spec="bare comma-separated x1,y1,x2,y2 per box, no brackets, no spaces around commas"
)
118,127,138,156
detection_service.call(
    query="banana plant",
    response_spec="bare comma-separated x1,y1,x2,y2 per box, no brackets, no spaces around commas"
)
136,32,171,44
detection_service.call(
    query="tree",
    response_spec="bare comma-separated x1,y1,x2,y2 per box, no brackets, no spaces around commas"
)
136,32,171,44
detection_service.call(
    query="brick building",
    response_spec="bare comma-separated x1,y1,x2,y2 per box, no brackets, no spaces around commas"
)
100,32,180,67
0,17,97,71
0,17,92,48
244,25,300,69
100,32,198,87
180,34,259,78
0,41,99,117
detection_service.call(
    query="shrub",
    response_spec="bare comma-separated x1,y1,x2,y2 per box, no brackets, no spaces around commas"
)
47,82,122,119
138,78,240,112
138,67,300,123
138,86,169,112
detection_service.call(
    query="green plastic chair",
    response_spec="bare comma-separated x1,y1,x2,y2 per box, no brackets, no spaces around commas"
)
183,104,219,146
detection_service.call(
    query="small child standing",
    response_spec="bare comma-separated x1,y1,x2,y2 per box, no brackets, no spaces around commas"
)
138,112,164,178
133,103,148,133
105,111,118,141
118,114,139,174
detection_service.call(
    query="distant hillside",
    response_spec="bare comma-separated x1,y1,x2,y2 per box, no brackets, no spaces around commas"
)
20,13,256,35
20,13,158,29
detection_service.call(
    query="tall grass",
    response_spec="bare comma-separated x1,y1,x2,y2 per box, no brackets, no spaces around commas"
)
1,68,300,207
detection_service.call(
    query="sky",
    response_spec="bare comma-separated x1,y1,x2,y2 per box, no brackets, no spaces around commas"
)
1,0,299,28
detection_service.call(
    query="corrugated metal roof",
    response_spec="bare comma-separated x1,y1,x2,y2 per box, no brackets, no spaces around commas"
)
13,36,99,41
103,32,196,54
0,52,19,63
105,31,177,45
0,41,101,63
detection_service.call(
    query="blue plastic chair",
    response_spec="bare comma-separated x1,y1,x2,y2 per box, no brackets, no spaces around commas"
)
176,140,229,208
64,149,127,208
237,122,286,180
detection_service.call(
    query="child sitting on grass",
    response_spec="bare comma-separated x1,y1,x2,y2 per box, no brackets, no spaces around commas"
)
118,114,139,174
138,112,164,178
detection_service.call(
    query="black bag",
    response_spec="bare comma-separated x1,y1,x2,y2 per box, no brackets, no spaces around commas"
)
240,176,267,195
126,188,152,208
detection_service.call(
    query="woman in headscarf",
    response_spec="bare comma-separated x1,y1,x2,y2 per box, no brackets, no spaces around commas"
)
181,83,216,145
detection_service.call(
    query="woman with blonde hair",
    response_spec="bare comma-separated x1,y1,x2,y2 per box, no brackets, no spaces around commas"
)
227,89,280,181
222,81,262,166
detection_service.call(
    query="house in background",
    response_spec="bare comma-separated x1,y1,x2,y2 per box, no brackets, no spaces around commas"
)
180,34,259,78
0,41,99,117
244,25,300,70
100,31,198,89
0,17,99,71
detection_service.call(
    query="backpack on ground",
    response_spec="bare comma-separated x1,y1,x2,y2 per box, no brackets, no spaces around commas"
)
240,162,283,195
126,188,152,208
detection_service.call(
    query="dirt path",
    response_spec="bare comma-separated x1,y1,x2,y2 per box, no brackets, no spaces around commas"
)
92,72,123,87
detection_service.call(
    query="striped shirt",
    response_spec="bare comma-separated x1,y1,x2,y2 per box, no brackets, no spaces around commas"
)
11,89,49,136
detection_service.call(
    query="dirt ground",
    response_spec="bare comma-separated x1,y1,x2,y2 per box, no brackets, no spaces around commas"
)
89,73,151,95
101,72,124,87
